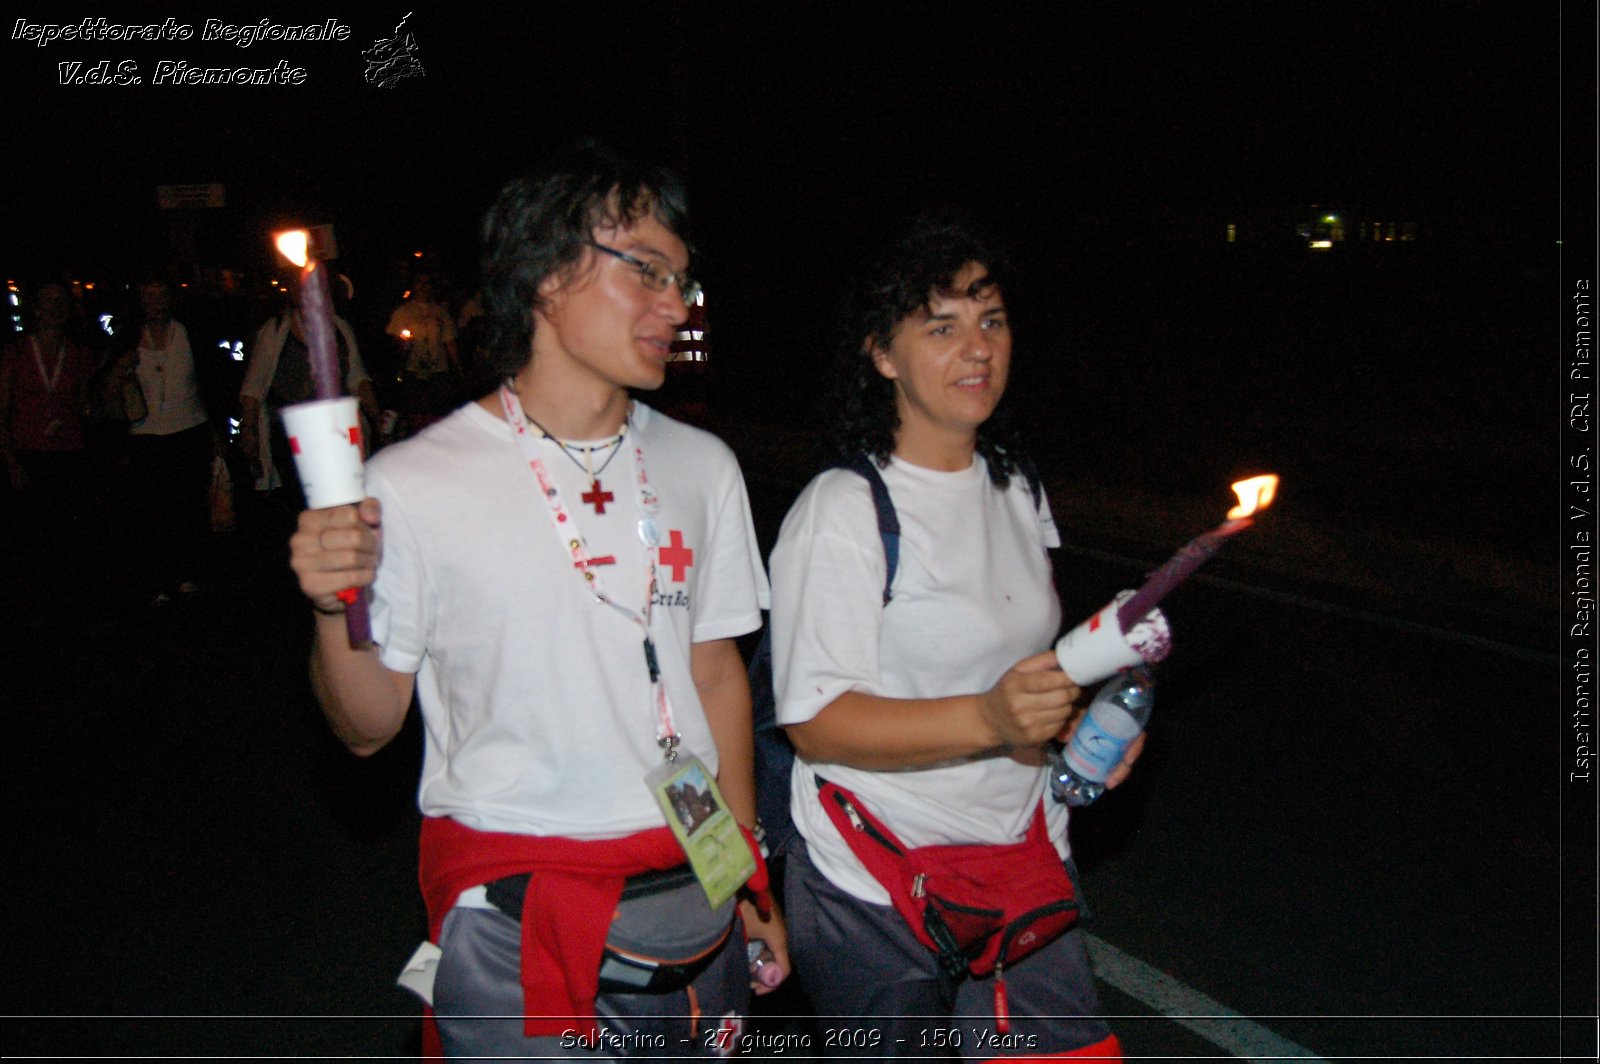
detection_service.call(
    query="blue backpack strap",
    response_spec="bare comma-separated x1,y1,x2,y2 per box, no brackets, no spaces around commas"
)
839,452,900,604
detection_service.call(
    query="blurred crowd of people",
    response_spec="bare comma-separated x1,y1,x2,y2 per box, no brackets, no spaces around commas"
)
0,262,493,620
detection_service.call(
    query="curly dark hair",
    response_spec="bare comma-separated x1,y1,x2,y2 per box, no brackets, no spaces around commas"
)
825,212,1029,487
478,143,690,378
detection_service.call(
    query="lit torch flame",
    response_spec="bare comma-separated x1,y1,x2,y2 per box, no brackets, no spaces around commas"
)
1108,473,1281,632
274,230,310,269
399,329,413,341
1227,475,1279,520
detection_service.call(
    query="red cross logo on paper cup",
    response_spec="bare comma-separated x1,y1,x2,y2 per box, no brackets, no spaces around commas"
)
281,396,367,509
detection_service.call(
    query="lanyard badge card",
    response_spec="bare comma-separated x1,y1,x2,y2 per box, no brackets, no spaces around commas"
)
645,753,756,909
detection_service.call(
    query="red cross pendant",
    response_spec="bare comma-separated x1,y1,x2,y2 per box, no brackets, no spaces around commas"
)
581,478,615,514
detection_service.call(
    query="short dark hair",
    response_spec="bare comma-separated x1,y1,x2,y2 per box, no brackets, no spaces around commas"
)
825,210,1027,487
478,143,690,377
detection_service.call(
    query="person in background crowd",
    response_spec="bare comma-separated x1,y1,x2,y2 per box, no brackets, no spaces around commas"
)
385,269,459,427
108,277,225,605
1,281,98,495
0,280,102,614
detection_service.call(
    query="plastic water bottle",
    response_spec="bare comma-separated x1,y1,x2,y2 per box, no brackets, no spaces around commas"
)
1049,667,1154,807
748,939,783,989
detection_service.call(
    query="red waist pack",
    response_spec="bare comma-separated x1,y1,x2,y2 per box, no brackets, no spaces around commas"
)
816,779,1079,1029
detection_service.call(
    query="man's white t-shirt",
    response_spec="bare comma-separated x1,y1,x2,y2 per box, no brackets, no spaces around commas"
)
366,399,769,839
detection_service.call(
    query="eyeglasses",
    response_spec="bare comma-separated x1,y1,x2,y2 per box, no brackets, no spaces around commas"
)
590,243,701,308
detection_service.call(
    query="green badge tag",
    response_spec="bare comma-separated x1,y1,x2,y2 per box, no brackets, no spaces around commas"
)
645,753,756,909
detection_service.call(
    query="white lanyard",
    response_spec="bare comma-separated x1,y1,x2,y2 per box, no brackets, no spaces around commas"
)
497,384,681,760
30,337,65,394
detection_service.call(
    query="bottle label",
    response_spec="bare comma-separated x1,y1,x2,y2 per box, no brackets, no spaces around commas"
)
1063,704,1140,782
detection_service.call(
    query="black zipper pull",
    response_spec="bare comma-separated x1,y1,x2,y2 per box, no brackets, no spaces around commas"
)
642,637,660,683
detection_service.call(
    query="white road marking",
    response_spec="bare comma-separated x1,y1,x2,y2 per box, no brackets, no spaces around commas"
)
1087,934,1331,1061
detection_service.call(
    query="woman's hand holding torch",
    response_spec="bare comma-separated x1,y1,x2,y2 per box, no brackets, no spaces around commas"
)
983,650,1083,750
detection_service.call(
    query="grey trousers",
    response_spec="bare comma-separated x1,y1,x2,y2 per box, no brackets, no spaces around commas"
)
783,840,1113,1060
433,905,750,1060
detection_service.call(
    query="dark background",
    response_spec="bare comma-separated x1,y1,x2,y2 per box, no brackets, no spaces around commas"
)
2,1,1573,571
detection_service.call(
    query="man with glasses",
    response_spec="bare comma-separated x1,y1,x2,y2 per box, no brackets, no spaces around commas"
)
290,143,787,1057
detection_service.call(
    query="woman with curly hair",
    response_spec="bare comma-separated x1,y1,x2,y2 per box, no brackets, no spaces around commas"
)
767,214,1133,1058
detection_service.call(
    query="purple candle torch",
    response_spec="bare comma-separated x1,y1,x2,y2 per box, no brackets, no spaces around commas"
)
276,230,372,647
1116,475,1279,629
1054,475,1278,685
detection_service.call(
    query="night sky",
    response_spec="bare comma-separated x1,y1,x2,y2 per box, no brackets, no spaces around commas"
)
4,2,1562,274
2,1,1587,562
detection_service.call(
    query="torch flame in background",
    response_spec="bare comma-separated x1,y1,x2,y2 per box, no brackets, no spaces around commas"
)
1227,475,1279,520
275,230,311,269
399,328,413,341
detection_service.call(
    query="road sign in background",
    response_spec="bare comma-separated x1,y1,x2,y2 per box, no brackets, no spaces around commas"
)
156,183,225,210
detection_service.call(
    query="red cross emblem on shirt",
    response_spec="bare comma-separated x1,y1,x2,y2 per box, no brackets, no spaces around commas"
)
581,478,615,514
659,529,694,582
